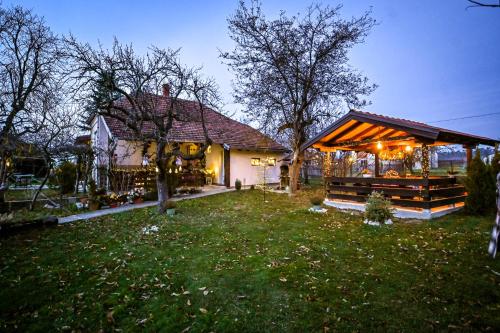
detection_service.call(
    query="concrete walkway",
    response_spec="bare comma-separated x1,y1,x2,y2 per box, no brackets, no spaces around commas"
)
58,186,233,224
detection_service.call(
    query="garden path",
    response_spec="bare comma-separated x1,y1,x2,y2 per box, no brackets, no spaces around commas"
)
58,186,233,224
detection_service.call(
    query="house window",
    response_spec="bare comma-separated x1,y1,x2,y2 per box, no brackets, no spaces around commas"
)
267,158,276,166
251,158,261,166
188,144,198,155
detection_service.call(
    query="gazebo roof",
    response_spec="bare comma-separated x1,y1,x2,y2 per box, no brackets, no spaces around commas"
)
302,110,499,152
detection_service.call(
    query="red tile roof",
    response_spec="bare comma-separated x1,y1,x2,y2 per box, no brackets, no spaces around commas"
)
302,109,499,150
102,95,288,152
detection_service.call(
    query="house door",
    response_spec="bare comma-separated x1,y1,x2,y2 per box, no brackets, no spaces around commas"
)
223,145,230,188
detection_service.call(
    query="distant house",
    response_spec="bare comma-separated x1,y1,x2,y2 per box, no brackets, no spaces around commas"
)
89,89,288,190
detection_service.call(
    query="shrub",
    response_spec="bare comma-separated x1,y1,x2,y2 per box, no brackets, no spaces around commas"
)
189,187,202,194
235,179,242,190
310,196,323,206
491,144,500,177
464,150,496,215
250,185,255,190
144,191,158,201
54,161,77,194
87,179,97,197
365,191,394,223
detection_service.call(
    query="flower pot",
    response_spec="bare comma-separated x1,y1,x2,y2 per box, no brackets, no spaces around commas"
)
89,201,100,211
133,198,144,204
166,208,175,216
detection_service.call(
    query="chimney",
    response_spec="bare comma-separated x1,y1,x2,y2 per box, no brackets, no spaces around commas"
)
162,84,170,97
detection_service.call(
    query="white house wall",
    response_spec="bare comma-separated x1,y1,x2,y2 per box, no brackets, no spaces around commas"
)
230,150,283,187
91,115,112,167
114,140,143,166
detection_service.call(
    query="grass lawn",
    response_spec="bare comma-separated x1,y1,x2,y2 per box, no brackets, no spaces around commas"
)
1,186,500,332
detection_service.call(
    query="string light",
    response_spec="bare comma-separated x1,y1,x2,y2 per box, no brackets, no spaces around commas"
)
421,144,430,178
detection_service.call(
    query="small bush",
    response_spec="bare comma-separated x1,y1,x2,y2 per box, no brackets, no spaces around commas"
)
250,185,255,190
87,179,97,197
189,187,202,194
54,161,77,194
235,179,242,190
464,150,496,215
310,196,323,206
365,191,394,223
144,191,158,201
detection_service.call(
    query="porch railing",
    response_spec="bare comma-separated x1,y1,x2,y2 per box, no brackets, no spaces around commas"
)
325,176,466,210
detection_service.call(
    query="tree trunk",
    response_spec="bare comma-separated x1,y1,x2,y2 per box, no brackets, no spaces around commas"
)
303,159,310,185
156,170,169,212
30,166,51,211
0,159,6,204
82,155,91,194
74,165,80,196
289,149,304,195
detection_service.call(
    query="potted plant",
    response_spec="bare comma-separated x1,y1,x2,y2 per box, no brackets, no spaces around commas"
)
310,196,323,211
127,189,143,204
163,200,177,216
361,169,372,178
235,179,242,190
109,193,120,208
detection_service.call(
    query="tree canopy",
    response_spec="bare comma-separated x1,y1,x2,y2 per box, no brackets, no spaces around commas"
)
221,1,377,192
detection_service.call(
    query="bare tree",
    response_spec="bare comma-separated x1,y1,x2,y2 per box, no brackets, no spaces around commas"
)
0,5,62,195
221,1,376,194
467,0,500,8
66,37,220,211
24,93,77,210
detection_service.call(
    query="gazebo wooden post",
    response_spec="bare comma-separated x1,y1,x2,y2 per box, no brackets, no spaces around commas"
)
463,144,475,170
374,152,380,177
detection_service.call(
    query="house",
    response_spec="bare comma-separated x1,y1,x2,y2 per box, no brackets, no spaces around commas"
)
89,88,289,191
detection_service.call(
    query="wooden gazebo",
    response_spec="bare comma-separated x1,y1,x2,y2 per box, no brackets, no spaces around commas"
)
302,110,499,219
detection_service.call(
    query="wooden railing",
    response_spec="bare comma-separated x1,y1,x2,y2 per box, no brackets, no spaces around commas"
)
325,176,466,210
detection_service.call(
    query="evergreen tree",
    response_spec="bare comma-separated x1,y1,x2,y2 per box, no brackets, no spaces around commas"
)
491,143,500,177
464,150,496,215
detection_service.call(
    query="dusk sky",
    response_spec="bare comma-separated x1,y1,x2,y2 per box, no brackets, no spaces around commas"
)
7,0,500,140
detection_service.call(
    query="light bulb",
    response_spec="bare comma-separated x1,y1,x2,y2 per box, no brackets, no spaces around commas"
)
376,141,383,150
405,145,412,152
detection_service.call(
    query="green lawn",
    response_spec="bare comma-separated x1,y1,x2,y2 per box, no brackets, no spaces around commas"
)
1,187,500,332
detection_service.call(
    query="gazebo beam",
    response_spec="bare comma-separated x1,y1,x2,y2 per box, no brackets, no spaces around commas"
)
324,121,363,144
347,124,379,141
322,135,414,149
